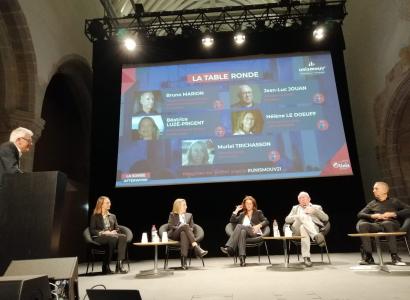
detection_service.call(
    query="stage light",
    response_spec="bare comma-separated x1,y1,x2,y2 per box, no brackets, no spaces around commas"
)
201,34,214,48
233,32,246,45
86,1,347,43
86,19,108,41
272,22,283,32
118,28,138,51
313,25,326,40
124,37,137,51
182,26,201,38
165,27,175,38
255,20,267,32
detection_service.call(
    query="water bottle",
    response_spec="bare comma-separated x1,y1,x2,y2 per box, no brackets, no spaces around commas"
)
273,219,280,237
284,224,292,237
151,225,159,242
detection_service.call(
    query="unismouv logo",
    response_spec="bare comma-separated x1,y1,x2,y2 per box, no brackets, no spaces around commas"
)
299,61,326,75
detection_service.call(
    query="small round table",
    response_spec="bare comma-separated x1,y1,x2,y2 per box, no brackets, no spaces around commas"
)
133,240,179,278
263,236,305,271
348,232,407,272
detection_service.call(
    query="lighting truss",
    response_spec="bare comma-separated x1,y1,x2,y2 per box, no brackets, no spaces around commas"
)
85,0,346,42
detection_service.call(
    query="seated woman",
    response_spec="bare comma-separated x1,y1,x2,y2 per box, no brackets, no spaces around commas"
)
167,198,208,269
89,196,128,274
220,195,268,266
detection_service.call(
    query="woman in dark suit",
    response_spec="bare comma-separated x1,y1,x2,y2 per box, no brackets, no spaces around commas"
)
220,195,269,266
167,198,208,269
90,196,128,274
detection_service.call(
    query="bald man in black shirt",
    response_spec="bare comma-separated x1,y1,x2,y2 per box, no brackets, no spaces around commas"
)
357,181,410,266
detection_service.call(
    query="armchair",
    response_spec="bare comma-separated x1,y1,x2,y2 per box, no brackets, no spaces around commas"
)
287,221,331,264
83,225,133,274
224,223,271,264
158,223,205,269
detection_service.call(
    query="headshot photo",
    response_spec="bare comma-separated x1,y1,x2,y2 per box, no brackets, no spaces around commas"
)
231,110,264,135
230,84,260,108
133,90,161,115
131,115,164,140
182,140,215,166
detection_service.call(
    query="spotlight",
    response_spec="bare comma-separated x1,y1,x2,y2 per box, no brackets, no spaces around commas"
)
233,32,246,45
86,19,108,41
124,37,137,51
313,25,326,41
255,20,267,32
182,26,201,38
201,34,214,48
165,27,175,38
272,22,283,32
287,19,300,30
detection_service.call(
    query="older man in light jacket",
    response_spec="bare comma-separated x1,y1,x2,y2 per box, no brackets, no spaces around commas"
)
285,191,329,267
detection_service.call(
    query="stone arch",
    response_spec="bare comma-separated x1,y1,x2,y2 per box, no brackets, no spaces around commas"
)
53,55,93,141
0,0,43,169
374,47,410,203
33,55,93,183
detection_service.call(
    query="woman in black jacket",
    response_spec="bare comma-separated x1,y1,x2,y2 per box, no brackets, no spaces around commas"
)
220,195,269,266
90,196,128,274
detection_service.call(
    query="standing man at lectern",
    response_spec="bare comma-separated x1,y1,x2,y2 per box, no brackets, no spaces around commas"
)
0,127,34,186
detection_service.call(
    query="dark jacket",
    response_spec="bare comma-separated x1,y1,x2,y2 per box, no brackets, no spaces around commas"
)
0,142,22,182
230,209,269,228
90,213,120,237
167,212,194,236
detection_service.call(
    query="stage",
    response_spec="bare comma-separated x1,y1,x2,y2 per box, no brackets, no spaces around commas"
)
78,253,410,300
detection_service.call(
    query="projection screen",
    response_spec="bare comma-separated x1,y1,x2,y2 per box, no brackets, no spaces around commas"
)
115,52,353,187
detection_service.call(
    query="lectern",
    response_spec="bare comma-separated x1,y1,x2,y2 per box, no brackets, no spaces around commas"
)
0,171,67,274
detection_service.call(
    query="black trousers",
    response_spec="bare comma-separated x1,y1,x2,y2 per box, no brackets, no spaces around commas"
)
93,233,127,265
225,225,257,256
357,220,400,254
169,224,196,257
